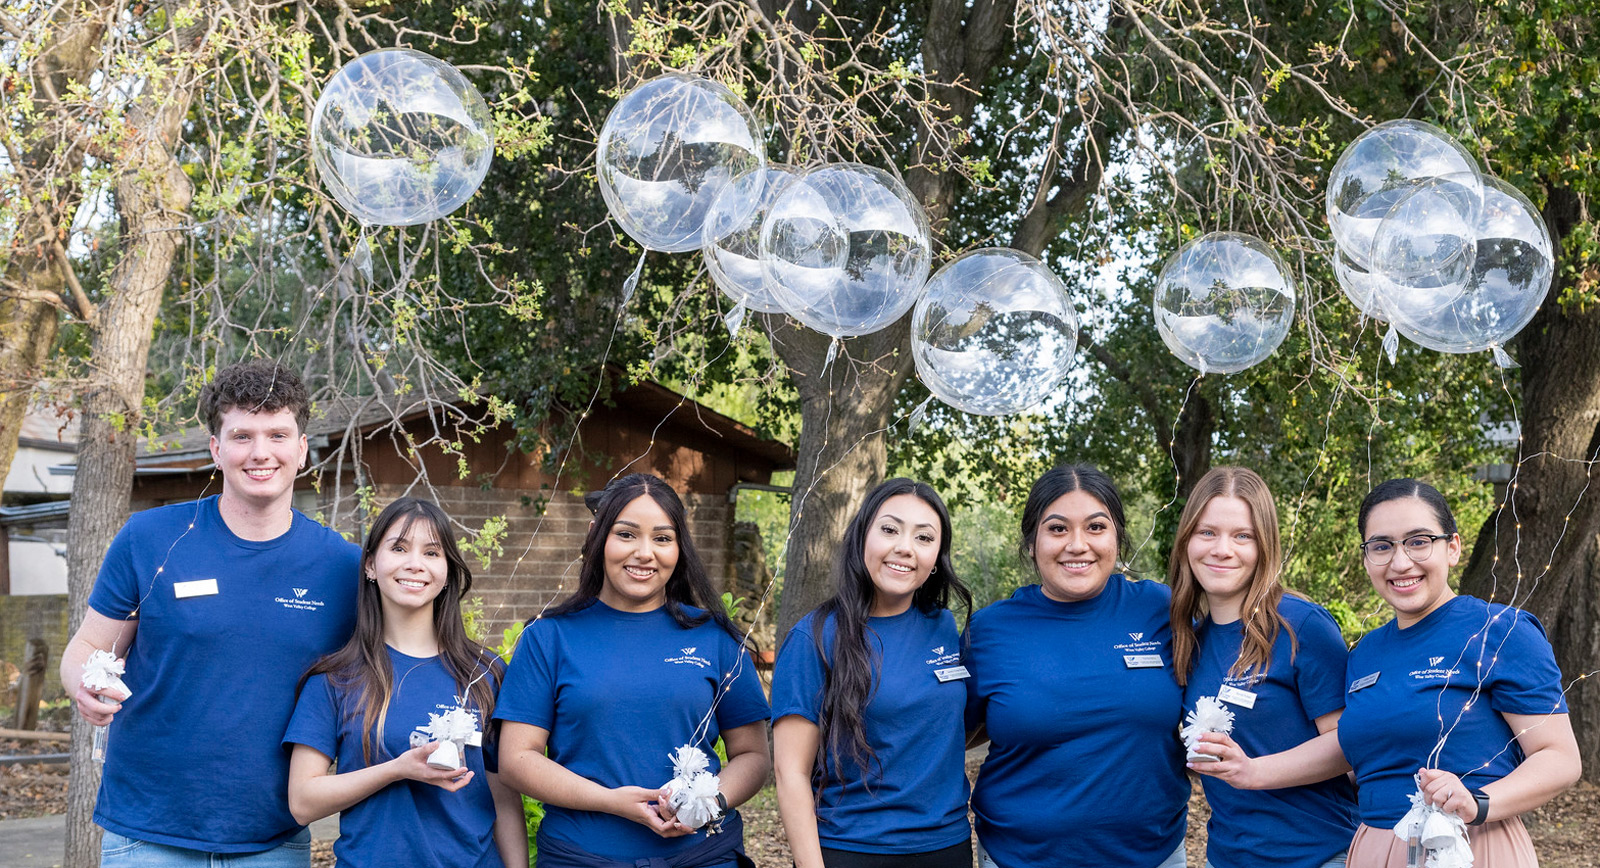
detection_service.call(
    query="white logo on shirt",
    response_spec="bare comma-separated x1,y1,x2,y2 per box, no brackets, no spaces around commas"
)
1409,655,1460,681
665,649,713,669
1115,631,1162,654
274,586,325,612
926,647,961,666
932,646,945,655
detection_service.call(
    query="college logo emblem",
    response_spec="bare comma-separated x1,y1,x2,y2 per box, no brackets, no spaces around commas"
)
1430,656,1445,666
293,588,308,598
682,647,696,655
932,646,945,655
1129,632,1144,641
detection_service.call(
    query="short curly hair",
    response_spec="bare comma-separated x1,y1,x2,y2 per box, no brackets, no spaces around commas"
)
198,359,311,436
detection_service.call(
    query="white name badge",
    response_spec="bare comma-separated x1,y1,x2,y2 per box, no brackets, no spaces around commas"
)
1349,671,1381,692
467,731,483,747
1218,684,1258,709
935,666,970,682
1124,654,1164,669
174,579,219,599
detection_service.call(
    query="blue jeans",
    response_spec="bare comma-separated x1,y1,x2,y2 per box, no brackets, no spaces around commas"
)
979,840,1184,868
101,828,312,868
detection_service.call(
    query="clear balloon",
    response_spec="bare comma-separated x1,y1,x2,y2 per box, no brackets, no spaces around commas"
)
1154,232,1297,375
1326,119,1482,270
1390,176,1551,354
701,165,798,314
911,249,1079,416
597,73,765,253
760,163,931,338
1370,176,1478,285
311,48,495,227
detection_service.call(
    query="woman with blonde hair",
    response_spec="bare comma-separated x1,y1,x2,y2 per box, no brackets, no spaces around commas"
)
1171,466,1356,868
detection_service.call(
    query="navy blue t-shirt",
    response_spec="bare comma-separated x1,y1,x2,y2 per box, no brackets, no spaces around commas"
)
88,496,359,852
1185,595,1358,868
769,607,970,854
493,601,770,863
964,578,1187,868
1340,594,1566,826
285,648,505,868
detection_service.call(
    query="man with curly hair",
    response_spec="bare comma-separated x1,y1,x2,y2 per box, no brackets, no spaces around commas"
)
61,359,360,867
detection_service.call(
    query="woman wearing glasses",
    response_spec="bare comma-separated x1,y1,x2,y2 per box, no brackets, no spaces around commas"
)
1192,478,1579,867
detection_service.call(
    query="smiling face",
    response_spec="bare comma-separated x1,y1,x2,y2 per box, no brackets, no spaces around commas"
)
861,493,942,617
209,406,308,512
1185,495,1260,623
367,516,450,615
598,494,680,613
1363,496,1459,628
1032,490,1121,603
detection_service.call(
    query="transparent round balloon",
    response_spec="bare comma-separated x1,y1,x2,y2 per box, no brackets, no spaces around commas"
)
597,73,765,253
1370,175,1478,283
760,163,931,338
1326,119,1482,269
911,248,1079,416
1390,176,1552,353
311,48,495,227
701,165,797,314
1153,232,1297,375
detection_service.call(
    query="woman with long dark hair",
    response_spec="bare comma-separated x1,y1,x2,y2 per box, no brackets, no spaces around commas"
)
285,497,527,868
964,464,1187,868
770,478,974,868
1168,466,1356,868
1194,479,1580,867
494,473,771,868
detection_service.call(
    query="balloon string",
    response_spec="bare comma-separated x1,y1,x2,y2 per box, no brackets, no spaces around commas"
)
1128,374,1199,568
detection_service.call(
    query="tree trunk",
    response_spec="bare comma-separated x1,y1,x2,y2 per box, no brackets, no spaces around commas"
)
63,10,201,862
770,319,914,638
0,3,107,486
1458,186,1600,783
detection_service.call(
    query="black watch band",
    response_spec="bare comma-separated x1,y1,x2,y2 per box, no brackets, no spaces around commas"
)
1467,787,1490,825
714,791,729,813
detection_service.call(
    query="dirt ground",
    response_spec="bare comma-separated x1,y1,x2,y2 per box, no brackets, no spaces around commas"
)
4,741,1595,866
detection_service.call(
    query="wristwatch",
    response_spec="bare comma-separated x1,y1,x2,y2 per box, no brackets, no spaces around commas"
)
714,791,729,813
1467,787,1490,825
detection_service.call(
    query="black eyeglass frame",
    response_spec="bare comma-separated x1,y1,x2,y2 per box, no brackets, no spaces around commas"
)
1359,533,1454,566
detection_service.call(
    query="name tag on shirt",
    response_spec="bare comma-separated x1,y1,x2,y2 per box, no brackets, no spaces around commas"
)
1218,684,1258,708
173,579,219,599
934,666,970,682
1123,654,1164,669
1349,671,1381,692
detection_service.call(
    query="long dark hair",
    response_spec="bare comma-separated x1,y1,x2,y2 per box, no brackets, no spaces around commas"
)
541,473,742,641
1168,467,1296,686
301,498,503,764
805,478,970,798
1018,464,1130,566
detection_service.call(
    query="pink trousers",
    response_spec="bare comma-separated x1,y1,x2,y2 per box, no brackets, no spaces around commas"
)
1347,817,1540,868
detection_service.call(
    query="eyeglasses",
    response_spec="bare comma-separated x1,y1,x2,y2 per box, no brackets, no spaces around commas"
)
1360,533,1452,566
